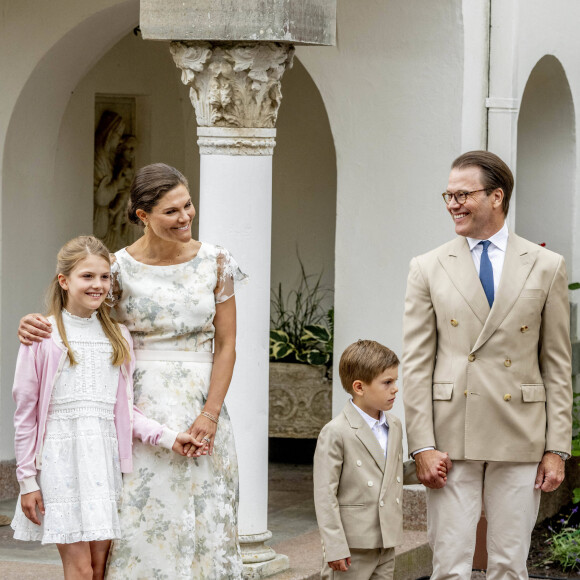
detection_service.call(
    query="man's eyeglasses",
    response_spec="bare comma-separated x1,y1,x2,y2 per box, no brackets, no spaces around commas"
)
441,189,489,205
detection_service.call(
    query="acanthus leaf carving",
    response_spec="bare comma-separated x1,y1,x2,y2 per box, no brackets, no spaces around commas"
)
170,41,294,129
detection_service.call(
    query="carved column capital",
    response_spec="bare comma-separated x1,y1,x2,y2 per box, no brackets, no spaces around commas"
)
170,40,295,129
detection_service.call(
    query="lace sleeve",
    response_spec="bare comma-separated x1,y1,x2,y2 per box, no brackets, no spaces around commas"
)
215,247,249,304
107,255,123,308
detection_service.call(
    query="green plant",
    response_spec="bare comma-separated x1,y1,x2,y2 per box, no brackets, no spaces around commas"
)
269,260,333,367
543,507,580,572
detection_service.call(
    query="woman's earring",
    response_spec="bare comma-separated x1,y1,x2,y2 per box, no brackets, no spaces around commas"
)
143,221,148,234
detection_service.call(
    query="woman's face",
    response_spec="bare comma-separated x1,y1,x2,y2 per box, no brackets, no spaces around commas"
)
142,184,196,244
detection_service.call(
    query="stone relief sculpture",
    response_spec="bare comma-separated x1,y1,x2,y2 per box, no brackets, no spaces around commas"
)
93,111,138,252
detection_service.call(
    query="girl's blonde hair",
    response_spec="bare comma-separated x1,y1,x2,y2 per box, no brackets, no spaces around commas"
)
46,235,129,366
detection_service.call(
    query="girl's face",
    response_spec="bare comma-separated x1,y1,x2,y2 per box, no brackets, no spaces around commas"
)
58,254,111,318
139,184,196,244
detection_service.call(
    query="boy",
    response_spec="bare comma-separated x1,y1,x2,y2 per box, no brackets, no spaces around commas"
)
313,340,446,579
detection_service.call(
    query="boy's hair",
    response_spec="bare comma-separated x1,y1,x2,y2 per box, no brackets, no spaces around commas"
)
46,235,130,367
339,340,399,395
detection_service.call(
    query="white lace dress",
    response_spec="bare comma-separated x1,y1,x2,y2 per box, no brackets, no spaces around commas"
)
11,310,123,544
106,242,247,580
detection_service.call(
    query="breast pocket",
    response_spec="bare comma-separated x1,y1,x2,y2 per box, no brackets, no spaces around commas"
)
433,382,453,400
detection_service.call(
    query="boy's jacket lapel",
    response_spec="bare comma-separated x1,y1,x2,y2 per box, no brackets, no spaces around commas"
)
343,402,386,473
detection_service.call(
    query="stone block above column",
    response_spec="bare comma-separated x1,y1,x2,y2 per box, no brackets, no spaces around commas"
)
140,0,336,45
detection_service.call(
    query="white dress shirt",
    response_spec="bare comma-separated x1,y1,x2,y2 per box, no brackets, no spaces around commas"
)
466,221,509,294
350,400,389,458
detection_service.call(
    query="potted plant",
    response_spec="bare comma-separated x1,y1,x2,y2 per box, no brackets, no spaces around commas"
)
268,261,333,439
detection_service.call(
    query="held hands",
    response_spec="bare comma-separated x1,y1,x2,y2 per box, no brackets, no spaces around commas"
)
415,449,453,489
21,490,45,525
328,557,351,572
535,452,566,492
172,432,208,458
187,412,218,456
18,314,51,345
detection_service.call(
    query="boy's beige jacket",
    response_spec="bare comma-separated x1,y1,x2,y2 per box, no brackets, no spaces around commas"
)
313,402,407,563
403,233,573,461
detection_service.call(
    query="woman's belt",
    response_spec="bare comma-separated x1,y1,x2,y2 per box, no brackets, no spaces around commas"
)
134,350,213,363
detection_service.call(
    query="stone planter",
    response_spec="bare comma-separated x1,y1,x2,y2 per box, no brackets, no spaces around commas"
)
268,362,331,439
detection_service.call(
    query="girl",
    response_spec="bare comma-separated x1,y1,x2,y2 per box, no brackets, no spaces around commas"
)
11,236,202,580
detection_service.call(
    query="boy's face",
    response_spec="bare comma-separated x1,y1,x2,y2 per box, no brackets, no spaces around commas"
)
352,366,399,420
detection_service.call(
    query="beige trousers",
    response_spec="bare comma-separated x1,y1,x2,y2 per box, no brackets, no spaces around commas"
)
427,460,541,580
320,547,395,580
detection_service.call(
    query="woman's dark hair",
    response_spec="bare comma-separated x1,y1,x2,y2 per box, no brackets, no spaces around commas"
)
128,163,189,225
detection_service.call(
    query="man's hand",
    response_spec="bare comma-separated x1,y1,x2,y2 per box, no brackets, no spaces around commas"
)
535,452,566,492
328,557,351,572
21,490,44,525
18,314,51,345
415,449,452,489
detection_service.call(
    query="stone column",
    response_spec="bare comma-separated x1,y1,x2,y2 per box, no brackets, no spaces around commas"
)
171,40,294,578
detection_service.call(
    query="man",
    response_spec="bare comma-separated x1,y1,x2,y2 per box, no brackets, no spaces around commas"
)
402,150,572,580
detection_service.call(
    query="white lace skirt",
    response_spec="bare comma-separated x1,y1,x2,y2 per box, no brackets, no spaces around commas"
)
12,414,123,544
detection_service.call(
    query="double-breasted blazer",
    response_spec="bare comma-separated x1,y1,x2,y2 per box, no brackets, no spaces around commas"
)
403,232,572,462
313,402,406,563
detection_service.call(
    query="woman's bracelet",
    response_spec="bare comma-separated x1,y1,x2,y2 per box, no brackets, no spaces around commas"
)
201,411,219,424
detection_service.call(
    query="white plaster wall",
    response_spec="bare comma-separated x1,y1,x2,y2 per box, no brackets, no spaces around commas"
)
272,58,336,310
296,0,465,457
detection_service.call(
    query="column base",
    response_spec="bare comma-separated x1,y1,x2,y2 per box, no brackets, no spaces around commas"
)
240,531,290,579
242,554,290,579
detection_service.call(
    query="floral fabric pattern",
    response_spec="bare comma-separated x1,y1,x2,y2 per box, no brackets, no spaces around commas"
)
106,243,245,579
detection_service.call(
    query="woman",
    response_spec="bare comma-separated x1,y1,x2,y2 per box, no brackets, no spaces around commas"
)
19,163,246,579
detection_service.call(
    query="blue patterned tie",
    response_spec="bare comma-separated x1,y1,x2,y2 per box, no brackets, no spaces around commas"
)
479,240,494,307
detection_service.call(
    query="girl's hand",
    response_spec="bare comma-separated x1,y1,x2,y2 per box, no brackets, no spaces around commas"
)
172,432,206,458
21,490,44,525
187,413,218,456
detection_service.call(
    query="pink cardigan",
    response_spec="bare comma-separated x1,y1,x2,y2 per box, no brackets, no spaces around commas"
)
13,317,178,494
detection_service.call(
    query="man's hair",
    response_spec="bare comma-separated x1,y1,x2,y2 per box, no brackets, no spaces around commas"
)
339,340,399,395
452,150,514,215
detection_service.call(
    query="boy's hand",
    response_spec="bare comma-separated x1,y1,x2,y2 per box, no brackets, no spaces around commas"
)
172,432,207,457
328,557,351,571
21,490,44,525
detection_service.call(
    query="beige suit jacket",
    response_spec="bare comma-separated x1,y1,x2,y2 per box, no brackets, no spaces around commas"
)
313,402,405,563
403,233,572,462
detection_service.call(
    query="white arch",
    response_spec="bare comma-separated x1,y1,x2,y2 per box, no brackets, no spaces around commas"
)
516,55,576,268
0,0,139,459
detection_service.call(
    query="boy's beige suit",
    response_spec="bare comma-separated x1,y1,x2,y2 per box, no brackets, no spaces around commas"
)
313,402,404,564
403,232,572,461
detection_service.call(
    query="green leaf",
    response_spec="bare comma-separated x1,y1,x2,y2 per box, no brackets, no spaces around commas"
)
573,488,580,504
272,342,294,360
307,350,329,366
302,324,331,343
295,351,309,363
569,282,580,291
270,329,290,343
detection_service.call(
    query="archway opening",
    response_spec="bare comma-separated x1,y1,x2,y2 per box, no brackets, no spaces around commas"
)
516,55,575,267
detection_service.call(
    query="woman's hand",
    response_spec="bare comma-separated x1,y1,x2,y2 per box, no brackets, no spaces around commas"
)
18,314,52,345
21,490,44,525
188,414,218,456
172,432,207,458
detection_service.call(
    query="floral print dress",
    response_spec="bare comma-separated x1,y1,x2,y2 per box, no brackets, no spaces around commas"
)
106,243,246,580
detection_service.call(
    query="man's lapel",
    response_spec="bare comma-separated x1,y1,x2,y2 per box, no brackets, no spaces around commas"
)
472,233,537,352
343,402,385,473
438,237,490,325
